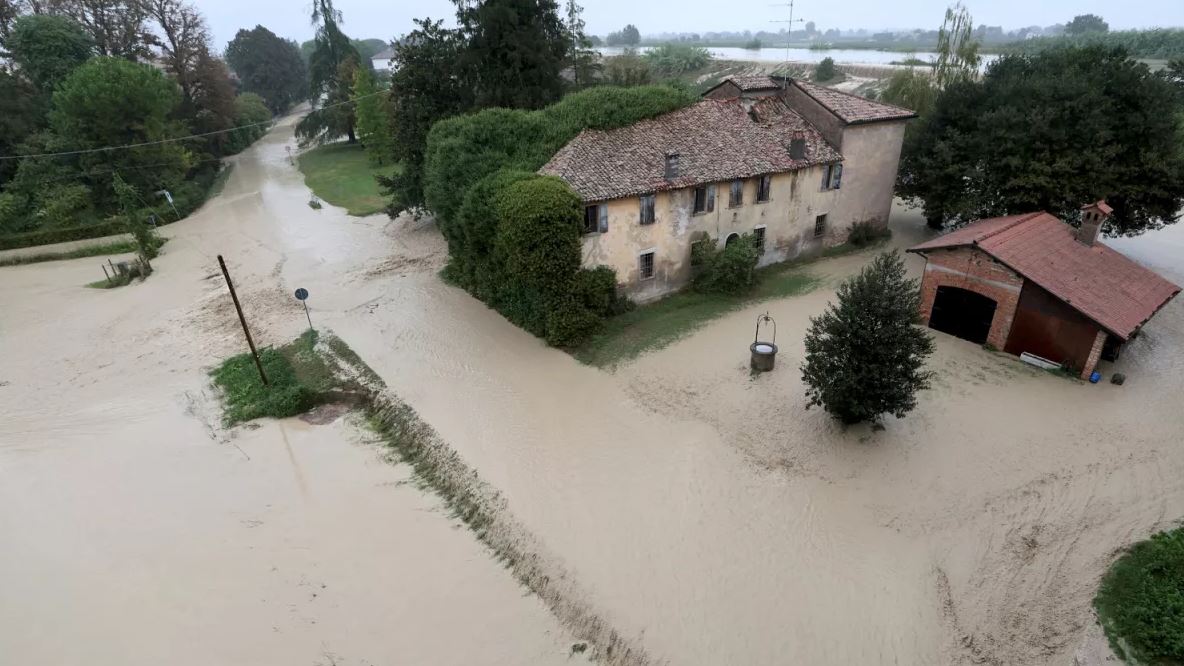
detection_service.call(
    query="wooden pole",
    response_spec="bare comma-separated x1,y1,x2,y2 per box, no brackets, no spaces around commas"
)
217,254,268,386
101,264,111,285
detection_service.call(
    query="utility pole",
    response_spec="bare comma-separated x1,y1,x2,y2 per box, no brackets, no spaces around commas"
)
771,0,805,88
217,255,269,386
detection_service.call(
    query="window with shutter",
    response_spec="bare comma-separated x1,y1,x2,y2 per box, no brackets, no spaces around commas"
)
729,179,743,207
693,186,707,214
756,175,772,202
639,194,656,225
598,204,609,233
583,205,599,234
832,164,843,189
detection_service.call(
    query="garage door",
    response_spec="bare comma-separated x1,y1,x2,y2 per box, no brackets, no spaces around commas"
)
928,286,997,345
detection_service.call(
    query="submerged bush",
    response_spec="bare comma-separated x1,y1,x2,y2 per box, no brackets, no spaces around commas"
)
847,220,892,247
1095,528,1184,663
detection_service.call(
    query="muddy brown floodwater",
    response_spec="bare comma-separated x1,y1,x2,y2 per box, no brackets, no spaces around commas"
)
3,112,1184,666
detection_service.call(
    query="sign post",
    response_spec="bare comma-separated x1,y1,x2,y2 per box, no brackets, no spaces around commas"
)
294,287,313,331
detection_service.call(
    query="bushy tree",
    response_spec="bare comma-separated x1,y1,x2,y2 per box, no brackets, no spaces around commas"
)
352,66,393,164
6,14,93,92
801,251,934,425
644,43,711,76
61,0,151,59
692,234,759,295
933,2,980,90
898,46,1184,234
813,57,837,82
606,24,640,46
605,48,651,86
879,68,936,116
224,92,271,154
457,0,571,109
226,26,308,114
0,70,45,188
1066,14,1109,36
300,0,361,144
379,18,472,213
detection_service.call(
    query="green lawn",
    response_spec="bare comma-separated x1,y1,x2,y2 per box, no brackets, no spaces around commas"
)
210,329,339,425
570,239,886,369
297,143,397,216
1095,527,1184,664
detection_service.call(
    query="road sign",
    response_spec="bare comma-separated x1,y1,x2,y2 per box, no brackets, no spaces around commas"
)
294,287,313,330
294,288,309,300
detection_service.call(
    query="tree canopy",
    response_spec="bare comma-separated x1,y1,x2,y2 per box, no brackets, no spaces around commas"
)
6,14,93,93
801,251,934,425
457,0,571,109
226,25,308,114
298,0,361,145
605,24,640,46
1066,14,1109,36
898,46,1184,234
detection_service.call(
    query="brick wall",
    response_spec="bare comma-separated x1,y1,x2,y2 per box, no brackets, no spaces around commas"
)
1080,330,1107,379
917,247,1024,350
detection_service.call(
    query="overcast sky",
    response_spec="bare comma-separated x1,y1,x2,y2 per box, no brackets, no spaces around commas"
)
200,0,1184,52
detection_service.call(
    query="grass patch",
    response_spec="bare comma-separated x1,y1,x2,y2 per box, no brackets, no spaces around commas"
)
1095,527,1184,664
571,237,891,369
297,143,398,216
0,239,138,267
210,329,341,426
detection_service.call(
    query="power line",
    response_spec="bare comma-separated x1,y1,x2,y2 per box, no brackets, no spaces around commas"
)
0,90,387,162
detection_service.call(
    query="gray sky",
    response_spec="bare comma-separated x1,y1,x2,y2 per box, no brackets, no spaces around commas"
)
200,0,1184,52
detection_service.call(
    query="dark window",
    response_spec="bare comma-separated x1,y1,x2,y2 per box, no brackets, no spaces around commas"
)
754,226,766,253
729,179,743,207
756,175,772,202
665,154,680,179
725,232,740,247
639,250,655,279
639,194,655,225
814,214,827,238
822,163,843,190
693,185,715,214
583,204,607,234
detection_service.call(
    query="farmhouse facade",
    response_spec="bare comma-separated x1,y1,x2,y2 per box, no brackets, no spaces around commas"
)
908,203,1181,379
540,76,915,301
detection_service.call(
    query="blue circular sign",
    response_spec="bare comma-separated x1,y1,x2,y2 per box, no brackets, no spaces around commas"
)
294,288,309,301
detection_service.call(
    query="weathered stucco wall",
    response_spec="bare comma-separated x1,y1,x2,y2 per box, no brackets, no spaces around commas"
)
582,166,848,302
828,121,907,230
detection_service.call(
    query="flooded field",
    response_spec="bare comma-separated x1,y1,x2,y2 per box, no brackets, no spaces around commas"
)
3,113,1182,665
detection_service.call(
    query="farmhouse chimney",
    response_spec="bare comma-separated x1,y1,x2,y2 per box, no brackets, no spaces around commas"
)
1077,200,1113,246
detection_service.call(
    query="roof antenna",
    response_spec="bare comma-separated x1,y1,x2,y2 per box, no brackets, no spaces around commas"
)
770,0,805,89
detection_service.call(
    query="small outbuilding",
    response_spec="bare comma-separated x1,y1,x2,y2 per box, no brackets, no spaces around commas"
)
907,203,1180,379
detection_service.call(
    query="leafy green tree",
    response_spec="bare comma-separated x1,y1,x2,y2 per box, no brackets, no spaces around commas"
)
60,0,151,59
879,68,936,116
564,0,600,88
301,0,361,143
1066,14,1109,36
457,0,571,109
379,17,473,213
226,26,308,114
351,37,387,61
801,251,934,425
933,2,980,90
6,14,93,93
224,92,271,154
899,46,1184,234
606,24,640,46
644,43,711,76
0,70,46,188
352,66,393,164
814,57,837,82
50,57,187,201
692,234,759,295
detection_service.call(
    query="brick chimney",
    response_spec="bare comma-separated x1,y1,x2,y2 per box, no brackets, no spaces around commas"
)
1077,200,1113,246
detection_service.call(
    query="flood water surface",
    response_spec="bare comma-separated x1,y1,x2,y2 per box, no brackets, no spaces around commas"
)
3,114,1183,666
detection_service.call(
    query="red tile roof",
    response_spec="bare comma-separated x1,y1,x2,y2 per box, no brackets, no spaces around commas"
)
909,212,1181,340
792,79,916,124
726,75,781,91
540,98,841,203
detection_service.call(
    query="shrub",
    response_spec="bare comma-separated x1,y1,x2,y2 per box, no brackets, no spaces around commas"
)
544,296,604,347
1095,528,1184,663
814,57,838,82
572,266,627,318
450,168,535,291
495,176,583,294
847,220,892,247
0,218,128,250
801,251,935,424
644,43,713,76
693,234,760,295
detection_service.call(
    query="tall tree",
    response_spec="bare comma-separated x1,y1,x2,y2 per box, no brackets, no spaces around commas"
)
300,0,360,143
457,0,571,109
225,26,307,114
352,66,393,164
933,2,980,90
379,18,471,213
0,70,45,187
801,251,934,425
60,0,150,58
898,46,1184,234
564,0,599,88
5,14,93,92
1065,14,1109,36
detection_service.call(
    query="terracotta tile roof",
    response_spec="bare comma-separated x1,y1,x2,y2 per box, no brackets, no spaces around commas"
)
539,98,841,203
909,212,1181,340
792,79,916,124
727,74,781,91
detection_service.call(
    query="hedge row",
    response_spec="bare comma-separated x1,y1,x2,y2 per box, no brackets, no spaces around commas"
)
0,219,128,251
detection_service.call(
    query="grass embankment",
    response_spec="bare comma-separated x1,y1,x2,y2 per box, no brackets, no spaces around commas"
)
1095,527,1184,664
571,240,885,369
0,239,140,268
210,329,346,425
297,143,398,216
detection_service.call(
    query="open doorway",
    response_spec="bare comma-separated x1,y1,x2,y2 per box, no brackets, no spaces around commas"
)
928,286,997,345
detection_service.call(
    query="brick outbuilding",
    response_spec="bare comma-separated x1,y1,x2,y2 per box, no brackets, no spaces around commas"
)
908,203,1180,379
